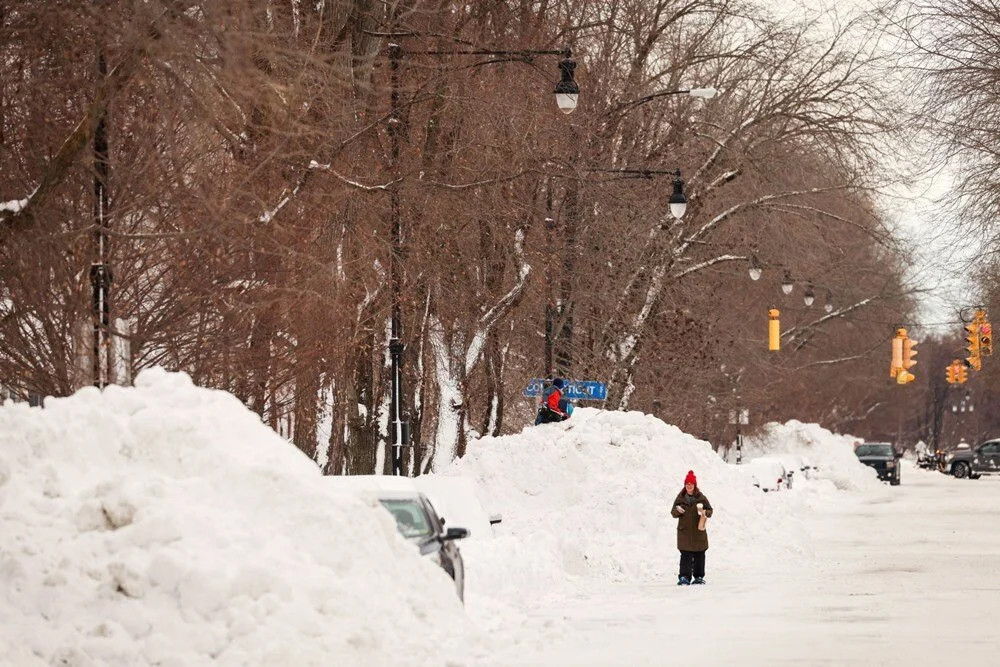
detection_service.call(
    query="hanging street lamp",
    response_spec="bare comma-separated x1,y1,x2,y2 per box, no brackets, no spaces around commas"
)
781,270,794,295
668,170,687,220
748,254,763,281
554,48,580,114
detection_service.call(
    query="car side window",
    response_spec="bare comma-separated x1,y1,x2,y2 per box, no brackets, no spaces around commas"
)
421,497,444,534
981,443,1000,454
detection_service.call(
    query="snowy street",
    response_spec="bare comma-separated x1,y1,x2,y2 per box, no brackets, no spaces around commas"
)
494,466,1000,665
5,379,1000,665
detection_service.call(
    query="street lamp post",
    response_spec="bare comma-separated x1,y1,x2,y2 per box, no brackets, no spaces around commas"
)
91,50,112,390
388,40,405,476
383,38,579,475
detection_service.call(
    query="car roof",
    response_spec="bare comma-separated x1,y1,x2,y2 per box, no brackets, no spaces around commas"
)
859,442,893,447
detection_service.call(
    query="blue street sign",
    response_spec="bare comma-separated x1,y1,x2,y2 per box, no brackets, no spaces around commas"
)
523,378,608,401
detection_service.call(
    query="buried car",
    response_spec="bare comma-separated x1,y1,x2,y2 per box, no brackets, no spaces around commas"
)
378,491,469,600
855,442,901,485
327,477,470,600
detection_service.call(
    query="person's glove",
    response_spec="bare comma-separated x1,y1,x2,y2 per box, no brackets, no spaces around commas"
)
674,505,686,514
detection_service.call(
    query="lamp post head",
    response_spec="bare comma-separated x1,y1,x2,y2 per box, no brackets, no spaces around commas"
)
554,48,579,114
748,254,762,281
668,169,687,220
804,283,815,307
688,87,718,99
824,289,834,313
781,270,794,295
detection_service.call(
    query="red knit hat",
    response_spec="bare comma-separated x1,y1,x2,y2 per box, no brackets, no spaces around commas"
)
684,470,697,486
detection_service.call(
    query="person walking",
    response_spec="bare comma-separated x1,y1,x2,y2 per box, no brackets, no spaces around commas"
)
670,470,713,585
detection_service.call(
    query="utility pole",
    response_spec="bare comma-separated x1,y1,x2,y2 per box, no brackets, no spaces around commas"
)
90,50,112,389
544,180,555,377
387,35,406,476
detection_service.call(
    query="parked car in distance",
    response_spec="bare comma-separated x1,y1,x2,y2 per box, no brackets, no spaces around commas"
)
327,476,469,600
855,442,901,485
945,439,1000,479
740,457,792,492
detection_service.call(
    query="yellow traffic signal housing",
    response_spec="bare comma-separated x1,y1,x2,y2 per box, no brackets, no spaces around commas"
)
981,322,993,357
957,363,968,384
890,329,904,378
768,309,780,351
903,337,917,370
966,322,981,370
892,328,915,384
946,364,957,384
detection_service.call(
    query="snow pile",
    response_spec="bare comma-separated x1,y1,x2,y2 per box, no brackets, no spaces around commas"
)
741,420,882,492
0,368,484,666
441,408,811,616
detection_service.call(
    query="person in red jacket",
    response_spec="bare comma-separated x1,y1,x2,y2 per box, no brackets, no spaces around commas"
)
535,378,569,425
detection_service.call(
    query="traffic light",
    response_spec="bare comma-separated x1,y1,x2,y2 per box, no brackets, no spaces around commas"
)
903,336,917,371
981,322,993,357
768,309,780,351
895,328,915,384
957,363,968,384
946,363,957,384
965,321,982,371
890,329,904,379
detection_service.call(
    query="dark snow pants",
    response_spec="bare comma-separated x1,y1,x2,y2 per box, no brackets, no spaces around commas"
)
679,550,706,579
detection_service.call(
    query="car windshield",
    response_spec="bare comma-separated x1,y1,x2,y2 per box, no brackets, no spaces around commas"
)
379,498,433,539
856,444,893,457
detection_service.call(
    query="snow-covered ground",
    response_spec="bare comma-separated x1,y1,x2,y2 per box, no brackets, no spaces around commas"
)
4,372,998,665
491,464,1000,665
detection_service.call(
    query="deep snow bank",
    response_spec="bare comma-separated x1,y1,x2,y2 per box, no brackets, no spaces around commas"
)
0,369,483,666
740,420,883,492
442,408,809,615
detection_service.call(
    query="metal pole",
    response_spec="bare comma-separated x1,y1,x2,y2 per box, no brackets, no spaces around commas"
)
736,419,743,464
91,50,111,389
388,40,406,476
544,180,554,377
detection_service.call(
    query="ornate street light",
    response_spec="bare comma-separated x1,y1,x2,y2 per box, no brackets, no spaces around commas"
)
668,170,687,220
688,88,718,99
554,49,579,114
824,289,834,313
383,38,578,475
804,283,815,307
748,254,763,281
781,270,794,295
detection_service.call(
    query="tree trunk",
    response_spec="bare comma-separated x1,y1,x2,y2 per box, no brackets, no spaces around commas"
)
428,315,466,472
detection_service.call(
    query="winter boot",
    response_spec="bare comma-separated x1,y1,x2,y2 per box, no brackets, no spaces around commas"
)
677,576,690,586
692,577,706,585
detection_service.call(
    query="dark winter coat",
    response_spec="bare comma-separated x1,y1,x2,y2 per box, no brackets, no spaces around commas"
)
670,488,713,552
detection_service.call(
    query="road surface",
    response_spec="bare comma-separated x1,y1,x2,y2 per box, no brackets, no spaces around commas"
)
491,465,1000,665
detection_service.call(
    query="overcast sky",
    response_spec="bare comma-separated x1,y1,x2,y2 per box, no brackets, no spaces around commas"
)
761,0,977,335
